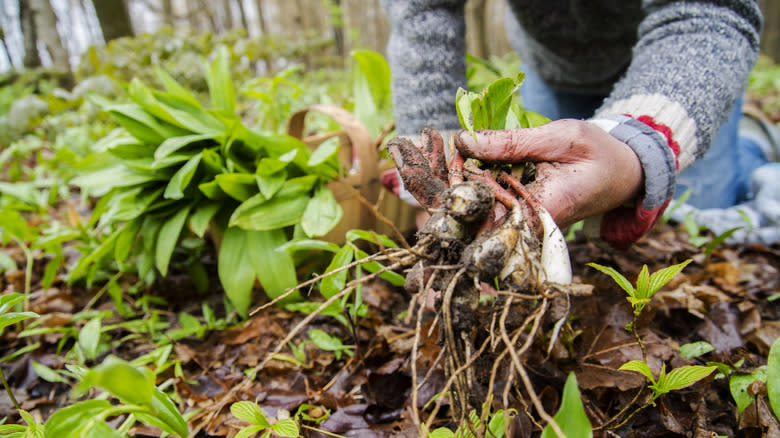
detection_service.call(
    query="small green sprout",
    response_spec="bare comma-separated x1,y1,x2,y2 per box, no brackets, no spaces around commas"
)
587,259,692,316
619,361,716,406
230,401,299,438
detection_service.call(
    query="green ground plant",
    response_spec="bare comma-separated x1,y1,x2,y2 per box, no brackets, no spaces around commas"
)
71,46,346,316
230,401,299,438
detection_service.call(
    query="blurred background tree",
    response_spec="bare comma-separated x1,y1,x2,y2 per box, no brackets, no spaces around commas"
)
0,0,778,76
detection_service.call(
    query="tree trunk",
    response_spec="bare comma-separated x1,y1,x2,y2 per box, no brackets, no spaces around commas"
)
465,0,488,59
20,0,42,68
161,0,173,25
329,0,345,57
236,0,249,31
221,0,234,31
760,0,780,60
31,0,70,71
92,0,133,42
255,0,267,34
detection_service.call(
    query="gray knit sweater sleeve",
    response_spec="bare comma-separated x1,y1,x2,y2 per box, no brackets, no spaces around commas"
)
381,0,468,137
383,0,762,214
592,0,762,210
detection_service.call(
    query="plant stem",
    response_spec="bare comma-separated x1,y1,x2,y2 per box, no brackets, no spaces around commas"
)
0,365,21,411
630,314,646,362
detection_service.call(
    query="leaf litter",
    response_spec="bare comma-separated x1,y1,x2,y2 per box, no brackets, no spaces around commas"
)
1,206,779,436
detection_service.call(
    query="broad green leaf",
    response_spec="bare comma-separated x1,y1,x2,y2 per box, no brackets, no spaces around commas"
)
703,227,741,258
0,293,28,314
215,173,259,202
619,360,655,384
106,142,155,161
351,49,392,112
247,229,300,303
102,102,189,143
679,341,715,359
647,259,692,296
0,312,39,336
345,230,399,248
540,373,592,438
134,387,189,437
276,175,318,197
307,138,340,168
271,418,299,437
32,361,67,383
199,180,228,200
109,187,164,222
256,171,287,200
483,76,520,129
44,400,114,438
301,185,343,237
78,317,102,361
0,251,17,271
0,342,40,363
155,133,218,160
164,154,202,199
207,46,235,114
218,227,256,317
656,365,716,394
68,228,120,281
488,409,515,438
635,265,650,299
277,239,341,254
309,329,350,359
77,356,154,408
115,217,143,264
321,245,353,299
71,165,163,191
428,427,455,438
231,401,270,427
156,67,201,105
189,202,221,238
235,425,266,438
586,263,635,297
155,203,193,276
456,87,480,138
354,249,405,286
229,194,308,231
729,370,767,415
767,336,780,418
129,79,223,134
256,157,289,176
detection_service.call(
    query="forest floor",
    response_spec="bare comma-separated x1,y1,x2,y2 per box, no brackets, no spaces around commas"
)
1,217,778,437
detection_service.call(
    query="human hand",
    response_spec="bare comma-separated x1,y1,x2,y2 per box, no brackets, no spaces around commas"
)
453,119,645,228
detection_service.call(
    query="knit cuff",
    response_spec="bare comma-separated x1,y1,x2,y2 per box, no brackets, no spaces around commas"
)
587,115,678,249
589,115,678,209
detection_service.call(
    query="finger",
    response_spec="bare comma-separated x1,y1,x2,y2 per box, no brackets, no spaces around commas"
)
420,128,448,182
447,140,465,185
453,121,584,163
388,137,449,209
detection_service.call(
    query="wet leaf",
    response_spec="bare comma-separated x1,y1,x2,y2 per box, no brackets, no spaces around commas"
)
679,341,715,359
768,336,780,418
541,373,592,438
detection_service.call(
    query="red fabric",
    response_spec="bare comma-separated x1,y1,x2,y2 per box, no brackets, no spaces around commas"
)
601,197,672,250
602,114,680,250
633,114,681,169
381,169,401,196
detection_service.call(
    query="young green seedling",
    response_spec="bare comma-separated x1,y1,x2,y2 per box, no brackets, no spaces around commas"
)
587,259,692,316
619,361,716,406
230,401,299,438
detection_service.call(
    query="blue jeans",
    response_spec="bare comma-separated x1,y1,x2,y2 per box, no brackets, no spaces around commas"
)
520,69,768,208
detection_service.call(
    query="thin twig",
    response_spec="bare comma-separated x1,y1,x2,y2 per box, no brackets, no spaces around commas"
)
499,296,566,438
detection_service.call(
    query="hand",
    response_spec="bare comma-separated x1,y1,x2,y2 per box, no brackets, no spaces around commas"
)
454,119,644,228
